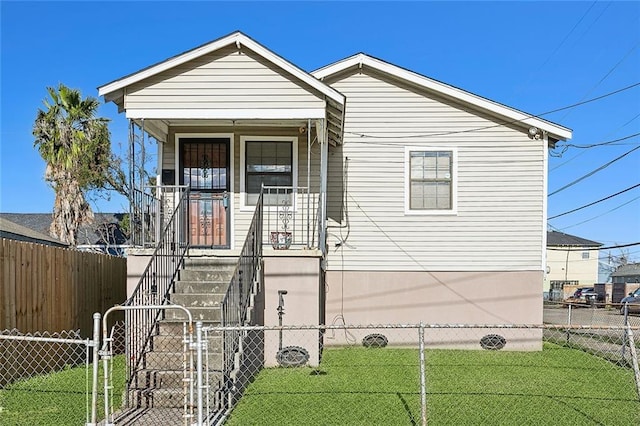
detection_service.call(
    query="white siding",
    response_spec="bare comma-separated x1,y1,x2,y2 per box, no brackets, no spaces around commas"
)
325,70,546,272
124,46,325,113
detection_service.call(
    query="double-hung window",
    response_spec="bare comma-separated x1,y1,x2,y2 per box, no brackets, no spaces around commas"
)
240,136,298,208
405,147,457,214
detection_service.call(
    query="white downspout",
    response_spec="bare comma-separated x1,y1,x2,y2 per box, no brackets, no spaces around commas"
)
542,131,549,299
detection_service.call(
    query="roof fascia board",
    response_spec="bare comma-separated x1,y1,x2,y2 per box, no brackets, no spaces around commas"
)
125,108,327,120
313,54,572,141
99,32,345,106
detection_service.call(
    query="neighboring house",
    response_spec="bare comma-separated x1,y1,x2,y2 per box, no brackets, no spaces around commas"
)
545,231,602,300
610,263,640,303
611,263,640,283
98,32,572,348
0,216,68,247
0,213,128,255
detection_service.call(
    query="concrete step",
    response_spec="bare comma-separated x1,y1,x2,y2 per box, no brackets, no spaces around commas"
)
170,293,223,308
174,280,229,294
129,388,186,409
157,321,223,335
184,256,238,269
153,333,223,353
134,369,223,389
109,407,187,425
166,306,222,322
180,269,234,282
145,351,223,370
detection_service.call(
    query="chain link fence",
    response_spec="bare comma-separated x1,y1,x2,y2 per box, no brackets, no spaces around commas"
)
544,300,640,328
2,315,640,425
202,323,640,425
0,328,92,425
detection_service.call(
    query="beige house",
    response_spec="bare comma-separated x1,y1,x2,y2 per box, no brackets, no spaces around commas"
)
99,31,572,351
544,231,602,300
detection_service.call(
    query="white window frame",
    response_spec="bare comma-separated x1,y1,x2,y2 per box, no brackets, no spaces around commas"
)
240,135,298,211
404,146,458,215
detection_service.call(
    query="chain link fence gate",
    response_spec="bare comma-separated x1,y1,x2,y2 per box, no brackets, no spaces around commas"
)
0,327,95,425
98,305,196,426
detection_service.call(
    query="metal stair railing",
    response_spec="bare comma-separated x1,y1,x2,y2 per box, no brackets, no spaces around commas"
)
219,191,263,412
124,187,191,394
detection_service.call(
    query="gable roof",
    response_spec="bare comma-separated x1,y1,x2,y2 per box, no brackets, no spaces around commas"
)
98,31,345,107
547,231,602,248
0,216,68,247
611,263,640,278
312,53,572,141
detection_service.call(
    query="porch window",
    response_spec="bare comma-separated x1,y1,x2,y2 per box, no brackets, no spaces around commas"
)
241,136,298,207
405,147,457,214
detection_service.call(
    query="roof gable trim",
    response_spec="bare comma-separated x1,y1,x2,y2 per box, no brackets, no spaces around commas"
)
99,31,345,106
313,53,571,140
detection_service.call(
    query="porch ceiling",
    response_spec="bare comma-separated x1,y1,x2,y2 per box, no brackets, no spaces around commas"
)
135,115,343,146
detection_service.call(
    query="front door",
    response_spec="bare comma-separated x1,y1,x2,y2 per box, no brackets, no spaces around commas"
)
180,137,230,248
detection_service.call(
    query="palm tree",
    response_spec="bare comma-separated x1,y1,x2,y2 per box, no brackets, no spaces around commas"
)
33,84,111,246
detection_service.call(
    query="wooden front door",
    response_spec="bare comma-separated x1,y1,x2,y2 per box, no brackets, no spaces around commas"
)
180,138,230,248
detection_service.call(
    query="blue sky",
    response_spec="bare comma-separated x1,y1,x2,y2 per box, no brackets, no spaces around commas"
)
1,1,639,261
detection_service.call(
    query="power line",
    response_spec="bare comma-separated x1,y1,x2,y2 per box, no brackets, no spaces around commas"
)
558,196,640,230
521,2,597,92
345,81,640,140
568,2,612,52
550,112,640,169
548,183,640,219
347,131,640,152
560,40,639,121
556,132,640,150
547,241,640,251
548,145,640,197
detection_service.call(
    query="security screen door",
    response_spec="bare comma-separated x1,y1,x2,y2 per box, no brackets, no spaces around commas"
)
180,138,230,248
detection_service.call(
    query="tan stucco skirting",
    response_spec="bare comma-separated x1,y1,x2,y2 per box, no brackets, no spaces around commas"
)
324,270,543,350
262,255,322,366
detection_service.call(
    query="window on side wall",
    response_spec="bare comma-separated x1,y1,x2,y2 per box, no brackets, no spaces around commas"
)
405,147,457,214
240,136,298,208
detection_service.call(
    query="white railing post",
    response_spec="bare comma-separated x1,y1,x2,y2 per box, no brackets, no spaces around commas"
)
566,303,572,344
419,322,427,426
196,321,204,425
88,313,101,426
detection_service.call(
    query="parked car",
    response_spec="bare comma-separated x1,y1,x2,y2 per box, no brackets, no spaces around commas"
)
620,288,640,314
571,287,592,300
581,288,603,304
568,287,603,306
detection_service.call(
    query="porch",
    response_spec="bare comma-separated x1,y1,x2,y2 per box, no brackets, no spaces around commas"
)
130,183,322,253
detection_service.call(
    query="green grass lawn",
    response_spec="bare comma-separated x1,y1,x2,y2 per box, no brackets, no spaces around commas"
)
227,343,640,425
0,355,126,426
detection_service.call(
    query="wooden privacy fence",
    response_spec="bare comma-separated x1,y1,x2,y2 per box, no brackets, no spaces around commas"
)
0,238,126,336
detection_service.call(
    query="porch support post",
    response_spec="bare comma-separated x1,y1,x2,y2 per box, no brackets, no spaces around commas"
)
317,118,328,256
140,118,146,191
307,119,311,248
128,119,135,238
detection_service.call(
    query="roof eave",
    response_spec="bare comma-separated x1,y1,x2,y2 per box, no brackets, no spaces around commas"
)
98,31,345,107
313,53,572,141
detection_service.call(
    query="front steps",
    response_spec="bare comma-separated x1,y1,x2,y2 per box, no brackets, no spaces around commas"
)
127,256,236,411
